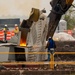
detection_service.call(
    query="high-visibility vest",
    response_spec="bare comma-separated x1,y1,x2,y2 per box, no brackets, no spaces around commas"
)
14,28,19,34
3,27,9,34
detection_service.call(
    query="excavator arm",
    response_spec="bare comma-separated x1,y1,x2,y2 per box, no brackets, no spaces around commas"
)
20,0,74,41
46,0,74,40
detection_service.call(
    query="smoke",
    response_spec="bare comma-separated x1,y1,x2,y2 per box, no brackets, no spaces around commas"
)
0,0,40,18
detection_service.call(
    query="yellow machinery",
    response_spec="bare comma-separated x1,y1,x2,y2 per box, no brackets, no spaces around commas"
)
0,0,74,70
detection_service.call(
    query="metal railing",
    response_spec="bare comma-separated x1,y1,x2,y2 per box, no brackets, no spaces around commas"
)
0,52,75,69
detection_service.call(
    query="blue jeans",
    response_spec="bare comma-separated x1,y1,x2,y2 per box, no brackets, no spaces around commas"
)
48,49,55,61
48,49,50,61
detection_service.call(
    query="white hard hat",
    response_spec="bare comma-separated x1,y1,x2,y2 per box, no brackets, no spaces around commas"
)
5,24,7,26
49,36,51,39
15,24,18,26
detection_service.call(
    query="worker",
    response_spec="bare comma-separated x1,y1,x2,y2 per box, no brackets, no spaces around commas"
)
3,24,9,42
46,37,56,61
14,24,19,36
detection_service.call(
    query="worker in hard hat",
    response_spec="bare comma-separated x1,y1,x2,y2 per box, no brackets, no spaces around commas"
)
3,24,9,42
14,24,19,36
45,37,56,61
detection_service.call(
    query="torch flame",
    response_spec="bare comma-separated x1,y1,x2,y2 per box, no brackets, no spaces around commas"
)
20,39,26,47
